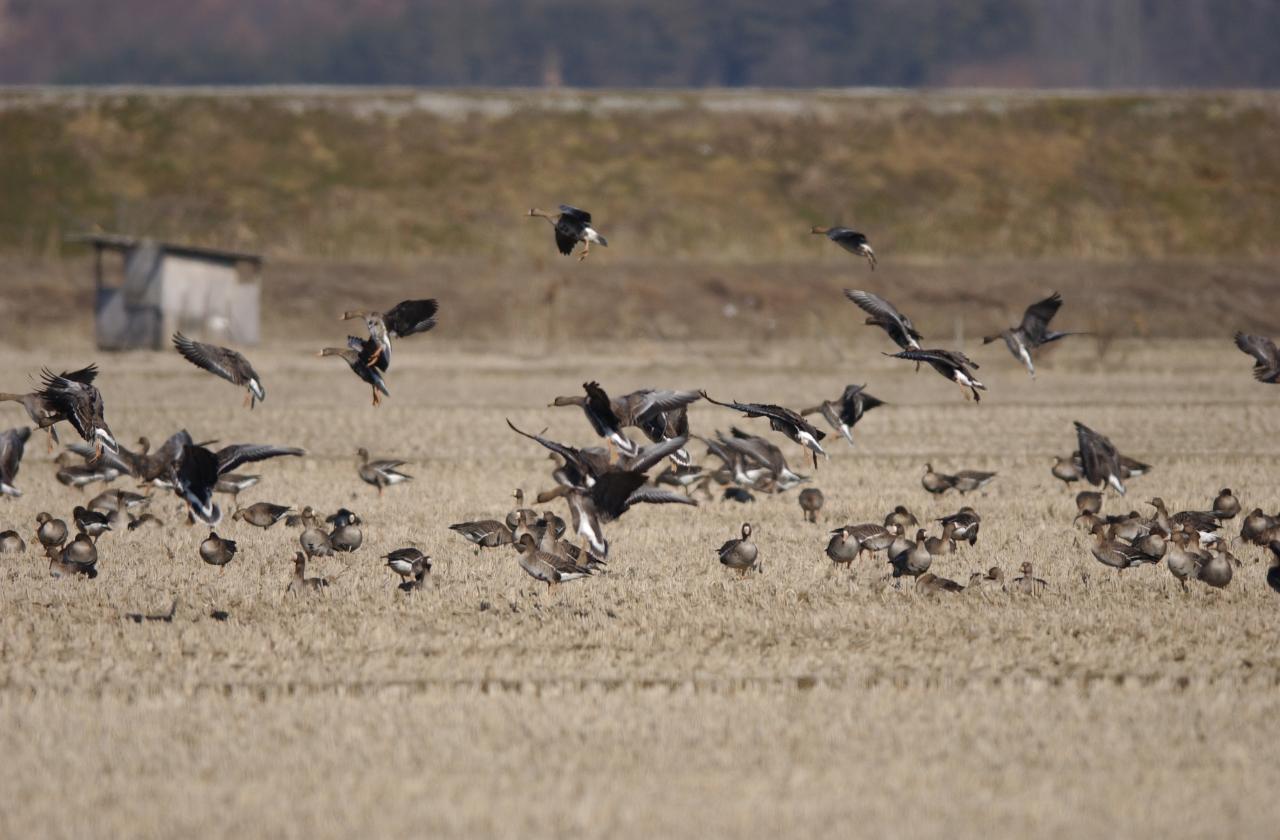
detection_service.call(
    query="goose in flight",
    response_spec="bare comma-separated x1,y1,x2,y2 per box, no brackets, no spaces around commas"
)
35,365,117,458
811,226,876,269
801,384,885,446
1073,421,1127,496
843,290,921,351
1233,332,1280,383
886,349,986,402
528,204,607,261
340,298,438,370
700,392,827,466
982,292,1084,377
318,336,391,406
170,435,306,525
172,332,265,407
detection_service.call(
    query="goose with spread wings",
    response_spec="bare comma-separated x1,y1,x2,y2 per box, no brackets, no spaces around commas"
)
982,292,1084,377
528,204,608,261
843,290,922,351
1073,421,1127,496
506,420,695,557
550,381,640,458
1234,332,1280,383
699,392,827,466
318,335,391,406
886,349,986,402
169,433,306,525
801,384,885,447
340,298,438,371
172,332,265,407
35,365,118,458
812,226,876,269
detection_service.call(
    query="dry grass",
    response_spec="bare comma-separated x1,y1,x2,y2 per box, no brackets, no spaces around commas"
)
1,336,1279,838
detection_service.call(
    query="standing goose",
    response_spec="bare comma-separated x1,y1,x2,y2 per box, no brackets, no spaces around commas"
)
287,552,329,595
50,533,98,579
1197,547,1233,589
825,528,860,570
889,530,933,579
0,426,29,497
384,547,430,584
718,523,759,576
952,471,997,494
884,506,919,531
0,530,25,553
357,448,413,495
843,290,921,351
528,205,607,261
1052,456,1082,484
1267,542,1280,595
231,502,292,529
1233,332,1280,383
318,336,390,406
199,531,237,570
798,488,824,523
299,509,334,559
801,384,885,447
811,225,876,268
328,513,363,553
449,519,515,553
922,464,956,495
35,512,68,552
73,506,112,542
514,533,593,589
982,292,1084,377
1074,421,1128,496
340,299,439,370
1089,523,1153,570
35,365,118,458
172,332,265,407
700,392,827,466
939,507,981,545
1212,489,1241,520
886,349,986,402
1011,562,1048,594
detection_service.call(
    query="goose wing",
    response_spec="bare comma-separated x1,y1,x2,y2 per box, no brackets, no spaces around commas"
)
383,299,439,338
172,333,256,386
1235,332,1280,380
1017,292,1063,344
214,443,306,475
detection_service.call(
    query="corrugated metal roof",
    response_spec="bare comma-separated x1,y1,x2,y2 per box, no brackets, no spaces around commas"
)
67,232,263,266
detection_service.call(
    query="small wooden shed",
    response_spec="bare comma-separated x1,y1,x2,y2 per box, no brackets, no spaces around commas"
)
71,233,263,351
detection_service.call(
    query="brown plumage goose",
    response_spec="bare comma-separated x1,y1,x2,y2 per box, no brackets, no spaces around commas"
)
843,290,921,351
718,523,759,576
172,332,265,408
800,384,885,447
35,365,118,458
318,337,390,406
1074,421,1127,496
982,292,1084,377
1234,332,1280,383
700,392,827,466
887,349,986,402
812,226,876,268
340,299,439,370
0,426,29,497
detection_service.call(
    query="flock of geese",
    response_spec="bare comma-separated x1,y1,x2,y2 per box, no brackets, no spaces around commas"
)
2,207,1280,600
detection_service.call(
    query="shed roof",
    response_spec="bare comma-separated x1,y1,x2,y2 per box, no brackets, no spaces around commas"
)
68,232,264,266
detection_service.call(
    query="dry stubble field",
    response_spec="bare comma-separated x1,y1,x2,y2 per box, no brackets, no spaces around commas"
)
2,335,1279,839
